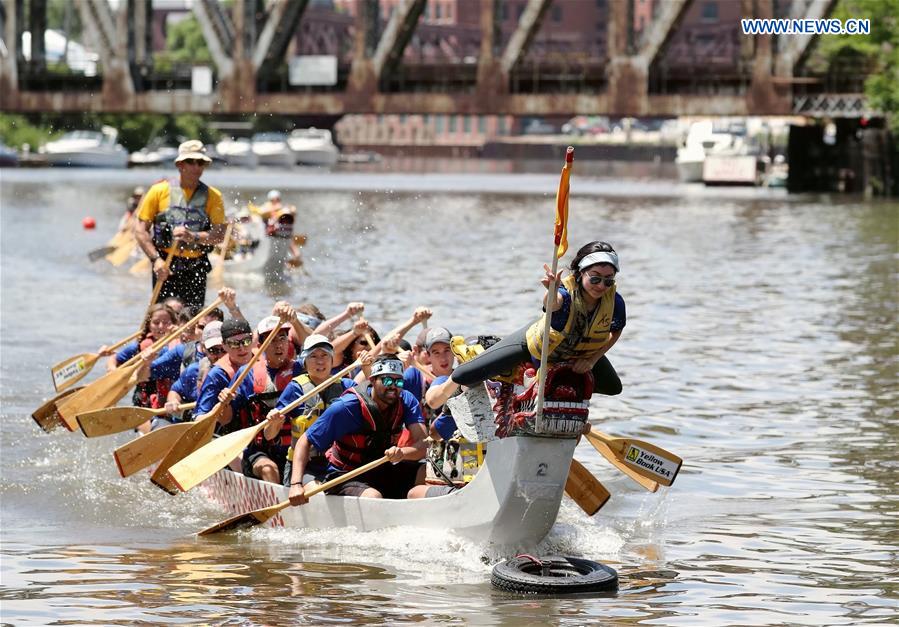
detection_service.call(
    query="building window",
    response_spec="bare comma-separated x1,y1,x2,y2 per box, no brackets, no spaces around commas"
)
435,3,441,19
701,2,718,22
435,115,445,133
478,116,487,134
449,115,457,133
551,5,562,22
464,116,472,133
498,117,507,135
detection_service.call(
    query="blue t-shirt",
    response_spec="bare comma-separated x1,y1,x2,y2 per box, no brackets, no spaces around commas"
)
304,389,424,465
230,360,304,414
170,361,200,403
115,340,139,365
194,364,237,416
276,377,356,419
550,287,626,333
403,366,429,402
429,375,458,439
149,343,186,381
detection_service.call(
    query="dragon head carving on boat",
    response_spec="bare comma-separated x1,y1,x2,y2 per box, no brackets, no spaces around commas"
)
492,363,593,438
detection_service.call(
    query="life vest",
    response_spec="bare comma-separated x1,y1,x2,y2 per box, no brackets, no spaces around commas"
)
327,388,405,471
132,337,179,409
181,340,199,369
285,374,347,461
425,434,485,487
526,273,616,362
152,179,214,255
241,359,296,442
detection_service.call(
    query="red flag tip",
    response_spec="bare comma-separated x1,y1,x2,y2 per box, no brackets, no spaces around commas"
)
565,146,574,162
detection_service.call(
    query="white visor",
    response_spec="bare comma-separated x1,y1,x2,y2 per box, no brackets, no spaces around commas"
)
578,251,619,272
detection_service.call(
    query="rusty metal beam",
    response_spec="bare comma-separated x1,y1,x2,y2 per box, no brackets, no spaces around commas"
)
253,0,308,74
500,0,551,74
27,0,46,70
348,0,379,93
775,0,838,76
193,0,235,78
637,0,690,64
76,0,115,66
1,0,18,105
5,88,764,117
476,0,504,94
372,0,425,80
76,0,134,97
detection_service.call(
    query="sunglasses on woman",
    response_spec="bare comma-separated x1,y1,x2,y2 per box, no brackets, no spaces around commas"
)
588,275,615,287
225,336,253,348
379,376,404,388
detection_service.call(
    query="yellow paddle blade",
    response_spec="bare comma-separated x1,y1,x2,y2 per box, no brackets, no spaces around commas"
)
584,429,681,487
106,239,136,266
129,257,151,275
32,386,86,433
565,458,610,516
587,436,659,492
54,363,139,431
77,406,158,438
51,353,100,393
168,421,267,493
113,422,196,477
150,416,218,494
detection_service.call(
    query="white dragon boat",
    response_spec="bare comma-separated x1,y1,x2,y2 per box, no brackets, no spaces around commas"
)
198,366,592,548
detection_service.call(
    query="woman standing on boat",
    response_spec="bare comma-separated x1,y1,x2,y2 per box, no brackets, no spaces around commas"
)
452,241,625,395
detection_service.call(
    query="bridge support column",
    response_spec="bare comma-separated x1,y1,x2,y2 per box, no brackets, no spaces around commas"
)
347,0,379,98
607,0,648,116
745,0,790,114
1,0,19,105
218,0,257,112
476,0,506,104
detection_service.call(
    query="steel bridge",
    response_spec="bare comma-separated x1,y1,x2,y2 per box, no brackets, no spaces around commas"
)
0,0,869,117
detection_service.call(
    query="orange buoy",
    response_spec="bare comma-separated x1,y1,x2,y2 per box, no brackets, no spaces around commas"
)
82,216,96,229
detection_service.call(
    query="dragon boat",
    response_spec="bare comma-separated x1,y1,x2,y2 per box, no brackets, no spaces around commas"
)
198,366,593,548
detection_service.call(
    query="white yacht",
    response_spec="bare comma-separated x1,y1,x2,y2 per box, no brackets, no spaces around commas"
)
675,121,735,183
129,140,178,167
40,127,129,168
215,137,258,168
288,127,339,166
251,132,295,168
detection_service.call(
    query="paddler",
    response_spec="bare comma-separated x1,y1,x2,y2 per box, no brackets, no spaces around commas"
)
133,140,227,313
452,241,626,396
288,355,428,505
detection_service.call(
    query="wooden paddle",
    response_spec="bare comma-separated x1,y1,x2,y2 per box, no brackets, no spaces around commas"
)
198,455,390,536
586,435,659,492
106,237,136,266
166,360,361,493
50,330,140,393
77,402,196,438
144,252,173,308
583,427,682,487
32,386,86,433
209,222,233,288
52,298,224,430
113,422,196,477
150,315,288,493
565,458,611,516
129,257,150,275
88,245,117,261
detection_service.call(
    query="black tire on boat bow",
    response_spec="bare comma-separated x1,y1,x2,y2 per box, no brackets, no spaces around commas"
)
491,555,618,594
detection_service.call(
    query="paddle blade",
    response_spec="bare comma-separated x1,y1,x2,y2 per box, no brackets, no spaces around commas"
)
565,458,610,516
129,257,151,275
150,417,217,494
32,386,86,433
88,245,117,261
588,436,659,493
106,239,136,266
168,421,266,493
198,500,289,536
51,353,100,393
55,364,137,431
586,430,681,487
113,422,195,477
77,406,156,438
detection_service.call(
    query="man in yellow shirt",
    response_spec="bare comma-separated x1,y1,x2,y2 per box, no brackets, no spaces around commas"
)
134,140,227,313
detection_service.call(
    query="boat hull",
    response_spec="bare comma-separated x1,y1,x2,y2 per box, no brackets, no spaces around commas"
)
200,435,576,548
45,150,129,168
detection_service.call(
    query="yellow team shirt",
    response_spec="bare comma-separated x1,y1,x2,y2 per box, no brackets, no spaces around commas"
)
137,180,226,258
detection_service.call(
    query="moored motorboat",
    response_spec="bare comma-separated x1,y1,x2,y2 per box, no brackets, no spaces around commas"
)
40,127,129,168
288,128,340,166
215,137,258,168
252,132,295,168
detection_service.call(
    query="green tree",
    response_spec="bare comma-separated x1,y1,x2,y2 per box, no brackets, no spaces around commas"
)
815,0,899,131
155,15,213,71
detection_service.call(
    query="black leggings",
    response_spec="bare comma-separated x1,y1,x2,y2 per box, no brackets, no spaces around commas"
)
151,255,211,314
451,324,622,396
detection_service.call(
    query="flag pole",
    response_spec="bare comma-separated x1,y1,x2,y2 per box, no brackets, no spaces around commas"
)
535,146,574,433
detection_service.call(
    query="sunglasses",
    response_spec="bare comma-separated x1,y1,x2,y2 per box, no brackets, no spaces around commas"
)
379,376,404,388
207,345,226,356
588,275,616,287
181,158,207,166
225,336,253,348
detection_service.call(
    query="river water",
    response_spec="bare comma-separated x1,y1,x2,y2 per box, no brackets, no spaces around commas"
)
1,166,896,625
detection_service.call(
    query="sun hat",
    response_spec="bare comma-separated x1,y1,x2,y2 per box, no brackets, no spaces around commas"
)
174,139,212,164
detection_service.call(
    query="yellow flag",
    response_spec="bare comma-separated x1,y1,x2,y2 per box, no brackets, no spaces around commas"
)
554,148,573,258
